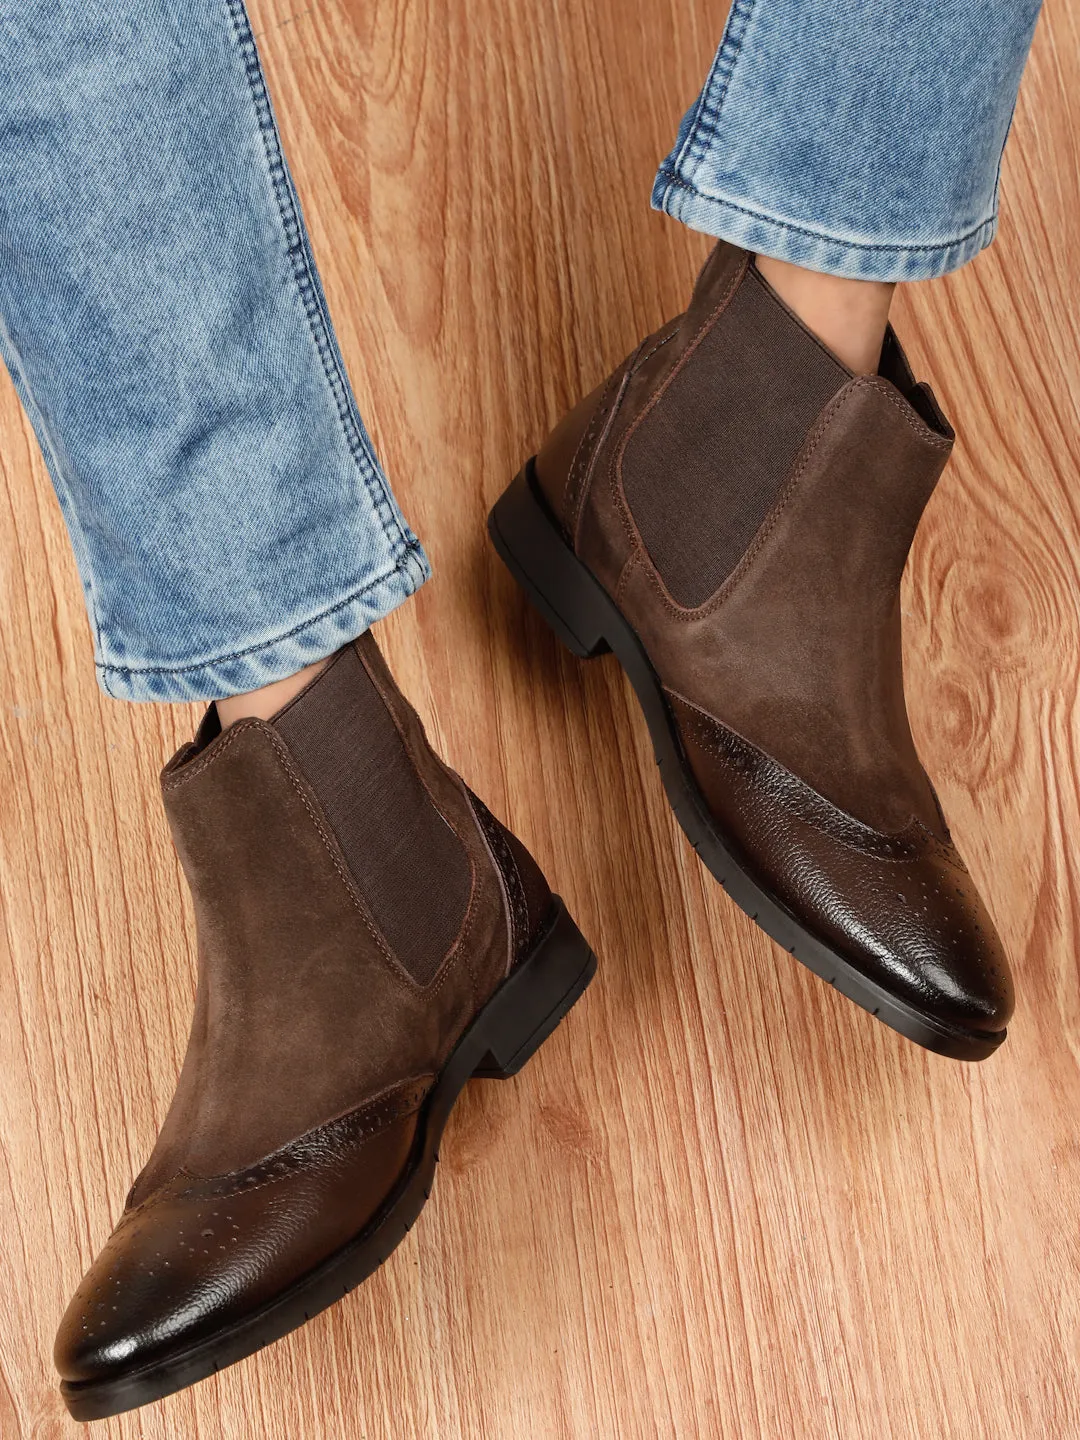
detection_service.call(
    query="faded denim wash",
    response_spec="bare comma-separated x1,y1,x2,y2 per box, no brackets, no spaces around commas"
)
654,0,1044,280
0,2,1043,701
0,2,428,701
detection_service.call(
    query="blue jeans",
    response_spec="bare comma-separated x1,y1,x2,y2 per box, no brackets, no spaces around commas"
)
0,1,1042,701
653,0,1044,280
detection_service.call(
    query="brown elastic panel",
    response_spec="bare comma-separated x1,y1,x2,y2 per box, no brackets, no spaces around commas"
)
274,646,470,985
621,266,848,609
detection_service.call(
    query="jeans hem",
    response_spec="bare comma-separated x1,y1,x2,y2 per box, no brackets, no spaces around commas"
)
95,539,430,702
652,171,998,281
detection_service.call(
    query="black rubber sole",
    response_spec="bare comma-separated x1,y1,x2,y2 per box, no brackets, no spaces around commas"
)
488,461,1005,1063
60,898,596,1421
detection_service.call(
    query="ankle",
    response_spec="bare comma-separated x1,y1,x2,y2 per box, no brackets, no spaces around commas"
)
754,255,894,375
217,655,331,728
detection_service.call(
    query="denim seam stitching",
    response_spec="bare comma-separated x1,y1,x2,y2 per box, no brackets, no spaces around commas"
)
661,39,724,187
223,0,411,560
663,0,758,194
96,542,423,676
656,174,998,256
989,95,1021,225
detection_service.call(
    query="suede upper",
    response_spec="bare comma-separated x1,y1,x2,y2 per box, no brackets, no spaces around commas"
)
532,241,1012,1036
55,634,554,1386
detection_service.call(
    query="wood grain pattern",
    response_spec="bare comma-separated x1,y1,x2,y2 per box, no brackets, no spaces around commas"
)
2,1,1079,1435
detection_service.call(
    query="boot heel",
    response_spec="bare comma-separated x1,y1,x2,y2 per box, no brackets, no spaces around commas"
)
471,898,597,1079
488,462,614,660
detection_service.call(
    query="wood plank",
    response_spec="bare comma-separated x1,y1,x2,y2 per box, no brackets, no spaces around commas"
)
1,0,1078,1434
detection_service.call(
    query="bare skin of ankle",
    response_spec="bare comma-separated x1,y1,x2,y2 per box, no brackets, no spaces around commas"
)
755,254,895,375
217,656,330,728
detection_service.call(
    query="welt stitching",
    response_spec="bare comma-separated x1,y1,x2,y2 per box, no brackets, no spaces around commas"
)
222,0,409,557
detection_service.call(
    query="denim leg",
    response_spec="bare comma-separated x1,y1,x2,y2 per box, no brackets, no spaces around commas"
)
653,0,1044,281
0,2,429,701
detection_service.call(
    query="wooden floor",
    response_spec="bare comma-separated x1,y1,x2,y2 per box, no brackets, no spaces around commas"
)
3,1,1080,1435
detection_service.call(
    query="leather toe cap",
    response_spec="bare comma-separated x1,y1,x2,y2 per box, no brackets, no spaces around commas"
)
55,1094,424,1385
671,697,1013,1038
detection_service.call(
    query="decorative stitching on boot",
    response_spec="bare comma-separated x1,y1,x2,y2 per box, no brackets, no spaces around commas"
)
113,1079,434,1225
604,255,749,569
568,357,639,548
564,367,621,537
623,373,952,623
634,321,681,371
565,321,681,541
263,715,481,1004
182,1083,432,1200
464,788,528,964
166,721,444,995
161,720,252,790
614,550,641,608
670,690,966,867
351,643,481,997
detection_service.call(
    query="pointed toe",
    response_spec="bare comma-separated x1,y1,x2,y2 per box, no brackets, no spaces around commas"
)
54,1199,198,1389
492,241,1011,1058
825,832,1014,1043
669,697,1013,1057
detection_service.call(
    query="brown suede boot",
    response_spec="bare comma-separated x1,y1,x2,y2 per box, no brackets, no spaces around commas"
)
489,242,1012,1061
54,636,595,1419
